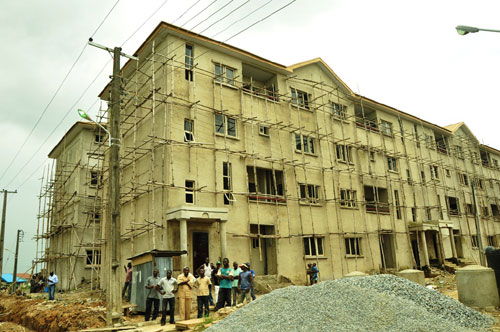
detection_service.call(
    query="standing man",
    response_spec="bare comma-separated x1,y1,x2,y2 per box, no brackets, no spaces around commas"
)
177,267,195,321
195,268,211,318
237,263,253,304
144,268,162,321
231,261,241,306
122,262,133,301
199,257,213,305
246,262,256,301
215,258,233,310
47,272,58,300
159,269,177,326
211,261,221,304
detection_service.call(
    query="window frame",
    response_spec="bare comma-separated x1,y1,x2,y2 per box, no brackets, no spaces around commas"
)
345,237,362,257
185,180,195,204
295,133,316,154
299,183,321,204
185,44,194,81
259,125,270,137
214,63,236,86
336,144,353,163
291,87,310,110
85,249,101,266
340,189,357,208
381,120,393,136
184,118,195,142
387,156,398,172
304,237,324,257
214,113,237,137
331,101,347,120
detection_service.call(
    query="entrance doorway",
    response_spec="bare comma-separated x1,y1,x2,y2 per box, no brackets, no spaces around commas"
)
192,232,209,276
250,224,277,275
379,234,396,269
411,237,421,268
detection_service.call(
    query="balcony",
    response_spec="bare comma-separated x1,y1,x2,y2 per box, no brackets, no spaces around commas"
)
365,202,390,214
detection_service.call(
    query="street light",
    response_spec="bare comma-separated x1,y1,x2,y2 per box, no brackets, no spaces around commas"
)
77,109,111,147
456,25,500,35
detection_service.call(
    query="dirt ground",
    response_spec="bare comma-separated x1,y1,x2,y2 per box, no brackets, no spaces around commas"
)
2,270,500,331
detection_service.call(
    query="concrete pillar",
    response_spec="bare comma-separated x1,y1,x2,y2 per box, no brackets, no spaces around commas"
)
449,227,457,258
179,218,188,268
437,231,445,264
420,230,430,267
220,221,227,259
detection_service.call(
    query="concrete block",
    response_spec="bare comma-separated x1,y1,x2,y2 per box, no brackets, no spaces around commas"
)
456,265,500,309
396,269,425,286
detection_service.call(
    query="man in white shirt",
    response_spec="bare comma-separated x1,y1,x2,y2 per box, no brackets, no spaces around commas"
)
48,272,58,300
159,269,178,325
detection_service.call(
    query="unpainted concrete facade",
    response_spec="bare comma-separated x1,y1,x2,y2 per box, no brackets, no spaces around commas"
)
46,22,500,288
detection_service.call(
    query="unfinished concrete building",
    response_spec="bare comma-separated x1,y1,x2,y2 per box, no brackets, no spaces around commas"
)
42,22,500,288
36,121,106,290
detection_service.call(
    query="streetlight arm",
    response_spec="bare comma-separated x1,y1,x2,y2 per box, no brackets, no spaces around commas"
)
456,25,500,35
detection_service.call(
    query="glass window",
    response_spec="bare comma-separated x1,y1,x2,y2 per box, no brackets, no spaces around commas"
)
227,117,236,136
215,114,225,134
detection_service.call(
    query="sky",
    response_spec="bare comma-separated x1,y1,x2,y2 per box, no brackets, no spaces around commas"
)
1,0,499,275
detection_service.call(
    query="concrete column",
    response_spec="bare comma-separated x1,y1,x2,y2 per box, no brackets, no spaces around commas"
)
437,230,446,264
220,221,227,259
449,227,457,258
420,230,430,267
180,218,188,268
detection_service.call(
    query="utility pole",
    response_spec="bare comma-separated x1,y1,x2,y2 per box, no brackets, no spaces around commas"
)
0,189,17,277
471,182,485,266
88,39,137,325
11,229,23,294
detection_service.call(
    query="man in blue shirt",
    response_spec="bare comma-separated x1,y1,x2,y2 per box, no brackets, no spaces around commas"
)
237,263,253,304
311,263,319,284
246,262,256,300
215,258,233,310
48,272,58,300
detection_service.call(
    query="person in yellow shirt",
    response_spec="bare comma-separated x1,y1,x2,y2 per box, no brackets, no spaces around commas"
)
195,268,212,318
177,267,195,321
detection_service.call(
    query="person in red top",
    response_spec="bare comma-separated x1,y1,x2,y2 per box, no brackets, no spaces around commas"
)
122,262,133,301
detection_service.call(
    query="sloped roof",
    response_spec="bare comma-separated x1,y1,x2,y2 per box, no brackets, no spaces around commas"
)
287,57,354,94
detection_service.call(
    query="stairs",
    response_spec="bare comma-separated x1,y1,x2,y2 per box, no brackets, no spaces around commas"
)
253,274,293,294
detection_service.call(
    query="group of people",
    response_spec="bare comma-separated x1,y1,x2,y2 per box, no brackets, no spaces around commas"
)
29,272,59,300
140,257,255,326
306,263,319,285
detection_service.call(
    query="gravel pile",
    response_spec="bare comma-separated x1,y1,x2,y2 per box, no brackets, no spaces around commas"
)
206,274,495,332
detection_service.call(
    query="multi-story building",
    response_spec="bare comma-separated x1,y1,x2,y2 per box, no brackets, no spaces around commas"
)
44,121,105,290
45,22,500,288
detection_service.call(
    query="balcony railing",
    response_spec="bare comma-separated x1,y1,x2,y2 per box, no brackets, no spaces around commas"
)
355,119,379,133
365,202,390,214
243,85,279,102
248,194,286,204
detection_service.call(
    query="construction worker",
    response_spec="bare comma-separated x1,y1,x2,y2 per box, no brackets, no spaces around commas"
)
47,272,58,300
215,258,233,310
144,268,162,321
237,263,253,304
159,269,178,325
177,266,195,321
122,262,133,301
195,268,211,318
231,261,241,306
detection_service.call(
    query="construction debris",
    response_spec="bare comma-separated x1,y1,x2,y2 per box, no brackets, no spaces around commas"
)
205,274,495,332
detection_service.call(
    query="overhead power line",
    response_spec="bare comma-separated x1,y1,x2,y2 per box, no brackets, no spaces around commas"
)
9,0,298,191
0,0,122,186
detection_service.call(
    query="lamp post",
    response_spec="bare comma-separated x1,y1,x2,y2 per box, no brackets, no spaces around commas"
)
77,109,111,147
456,25,500,35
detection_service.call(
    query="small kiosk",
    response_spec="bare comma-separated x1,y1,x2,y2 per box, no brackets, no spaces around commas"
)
128,249,186,312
